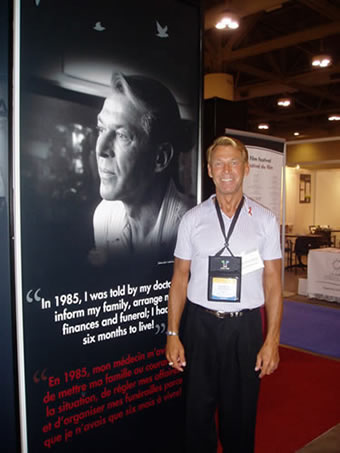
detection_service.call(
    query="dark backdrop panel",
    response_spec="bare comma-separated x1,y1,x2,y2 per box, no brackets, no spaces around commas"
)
0,1,19,451
202,97,248,199
17,1,201,452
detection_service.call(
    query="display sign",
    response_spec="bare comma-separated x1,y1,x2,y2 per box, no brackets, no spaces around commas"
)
14,1,201,451
225,129,285,222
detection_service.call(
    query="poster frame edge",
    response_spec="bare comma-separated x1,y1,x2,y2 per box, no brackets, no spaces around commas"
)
13,0,28,452
196,0,203,204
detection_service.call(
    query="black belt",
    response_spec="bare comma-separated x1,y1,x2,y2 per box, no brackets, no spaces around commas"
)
189,301,253,319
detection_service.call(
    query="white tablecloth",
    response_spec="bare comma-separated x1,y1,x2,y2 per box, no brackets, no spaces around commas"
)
307,248,340,302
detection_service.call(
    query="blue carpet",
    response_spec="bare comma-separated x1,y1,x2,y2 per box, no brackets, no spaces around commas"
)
280,300,340,358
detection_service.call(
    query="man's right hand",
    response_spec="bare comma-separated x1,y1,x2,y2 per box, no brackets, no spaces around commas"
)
166,336,186,372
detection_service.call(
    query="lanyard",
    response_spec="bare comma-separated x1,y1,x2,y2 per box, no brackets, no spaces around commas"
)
214,196,244,257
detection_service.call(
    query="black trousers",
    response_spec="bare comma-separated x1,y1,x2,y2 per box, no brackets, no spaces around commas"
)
182,302,263,453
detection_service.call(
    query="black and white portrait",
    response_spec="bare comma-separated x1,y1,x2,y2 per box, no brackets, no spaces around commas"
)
20,0,199,276
91,72,195,265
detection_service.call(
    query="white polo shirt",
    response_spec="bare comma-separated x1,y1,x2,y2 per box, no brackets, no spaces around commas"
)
174,195,282,312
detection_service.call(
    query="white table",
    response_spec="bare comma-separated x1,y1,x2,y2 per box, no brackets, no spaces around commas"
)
307,248,340,303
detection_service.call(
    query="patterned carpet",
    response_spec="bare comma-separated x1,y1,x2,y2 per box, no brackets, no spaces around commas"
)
280,299,340,358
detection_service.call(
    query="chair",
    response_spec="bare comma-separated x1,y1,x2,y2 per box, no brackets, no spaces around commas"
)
284,239,293,268
288,236,322,272
313,227,333,247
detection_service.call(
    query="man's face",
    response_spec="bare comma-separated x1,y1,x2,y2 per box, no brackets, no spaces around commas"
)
208,145,249,197
96,93,155,202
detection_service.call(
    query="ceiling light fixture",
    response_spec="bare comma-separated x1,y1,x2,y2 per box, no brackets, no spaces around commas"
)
258,123,269,130
215,13,239,30
277,97,291,107
312,54,332,68
328,114,340,121
293,132,300,136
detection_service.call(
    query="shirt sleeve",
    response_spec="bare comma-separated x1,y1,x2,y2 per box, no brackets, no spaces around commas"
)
262,213,282,261
174,210,194,260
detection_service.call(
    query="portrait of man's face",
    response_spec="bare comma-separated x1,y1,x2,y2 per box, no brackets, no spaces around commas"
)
96,92,156,203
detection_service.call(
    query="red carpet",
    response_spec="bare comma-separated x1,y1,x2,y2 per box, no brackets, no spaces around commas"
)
255,347,340,453
217,347,340,453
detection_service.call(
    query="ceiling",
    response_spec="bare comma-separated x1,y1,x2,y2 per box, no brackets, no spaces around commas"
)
203,0,340,141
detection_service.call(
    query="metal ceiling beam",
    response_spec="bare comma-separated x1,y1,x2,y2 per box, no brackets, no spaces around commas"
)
262,124,340,142
224,12,264,52
247,107,339,122
235,63,340,99
204,0,290,30
229,61,340,103
223,21,340,62
297,0,340,21
236,83,296,99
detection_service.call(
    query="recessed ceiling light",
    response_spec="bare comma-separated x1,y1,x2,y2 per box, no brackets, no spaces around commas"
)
215,13,239,30
328,114,340,121
228,20,239,29
277,97,291,107
216,22,226,29
258,123,269,130
312,54,332,68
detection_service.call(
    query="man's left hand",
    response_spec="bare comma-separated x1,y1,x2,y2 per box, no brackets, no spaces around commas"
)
255,341,280,378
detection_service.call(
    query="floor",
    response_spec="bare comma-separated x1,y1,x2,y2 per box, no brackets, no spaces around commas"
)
297,424,340,453
282,269,340,452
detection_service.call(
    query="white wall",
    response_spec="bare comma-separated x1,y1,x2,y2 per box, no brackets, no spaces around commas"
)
314,169,340,246
285,166,340,242
315,170,340,226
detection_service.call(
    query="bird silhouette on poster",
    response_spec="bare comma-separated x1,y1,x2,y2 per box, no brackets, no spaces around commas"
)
156,21,168,38
94,21,106,31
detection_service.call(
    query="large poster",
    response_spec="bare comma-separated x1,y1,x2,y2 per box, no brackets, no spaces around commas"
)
14,1,200,452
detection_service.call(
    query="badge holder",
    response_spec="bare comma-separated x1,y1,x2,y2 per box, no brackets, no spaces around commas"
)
208,256,241,302
207,197,244,303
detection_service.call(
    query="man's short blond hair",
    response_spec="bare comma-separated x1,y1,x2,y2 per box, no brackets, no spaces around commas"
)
206,136,249,164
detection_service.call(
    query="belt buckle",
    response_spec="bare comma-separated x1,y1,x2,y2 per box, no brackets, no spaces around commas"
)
216,311,225,319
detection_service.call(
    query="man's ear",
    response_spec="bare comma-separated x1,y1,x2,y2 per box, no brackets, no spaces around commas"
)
244,162,250,177
154,142,174,173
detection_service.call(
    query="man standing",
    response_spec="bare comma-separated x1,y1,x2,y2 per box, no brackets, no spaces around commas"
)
93,72,193,264
166,136,282,452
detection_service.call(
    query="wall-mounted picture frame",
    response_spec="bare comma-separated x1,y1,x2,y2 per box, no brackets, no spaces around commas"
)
299,174,311,203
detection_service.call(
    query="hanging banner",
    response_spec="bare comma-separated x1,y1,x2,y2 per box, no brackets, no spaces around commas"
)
225,129,285,222
14,1,201,452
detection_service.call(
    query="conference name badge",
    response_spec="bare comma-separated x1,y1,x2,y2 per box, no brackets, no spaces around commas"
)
208,256,242,302
240,249,264,275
